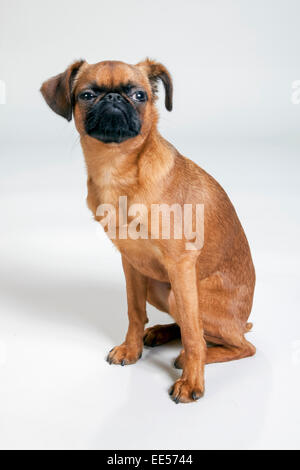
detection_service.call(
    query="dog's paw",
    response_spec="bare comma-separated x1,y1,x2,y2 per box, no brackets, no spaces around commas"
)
174,350,185,369
169,378,204,404
143,323,180,347
107,343,142,366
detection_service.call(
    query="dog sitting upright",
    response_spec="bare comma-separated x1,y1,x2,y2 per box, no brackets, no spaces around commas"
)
41,59,256,403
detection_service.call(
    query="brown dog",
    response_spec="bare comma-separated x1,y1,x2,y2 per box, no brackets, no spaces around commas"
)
41,59,256,403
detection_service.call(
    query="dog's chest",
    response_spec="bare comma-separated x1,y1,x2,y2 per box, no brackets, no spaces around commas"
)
114,238,169,282
91,160,138,205
87,169,168,281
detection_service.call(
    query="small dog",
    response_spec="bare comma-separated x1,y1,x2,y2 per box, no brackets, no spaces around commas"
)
41,59,256,403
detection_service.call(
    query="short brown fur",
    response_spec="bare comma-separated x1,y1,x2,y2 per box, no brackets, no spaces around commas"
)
41,59,256,403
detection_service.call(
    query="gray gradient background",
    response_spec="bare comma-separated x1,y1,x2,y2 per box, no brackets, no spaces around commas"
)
0,0,299,450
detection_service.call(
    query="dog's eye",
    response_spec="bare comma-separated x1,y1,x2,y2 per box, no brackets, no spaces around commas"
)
79,92,96,101
132,91,146,102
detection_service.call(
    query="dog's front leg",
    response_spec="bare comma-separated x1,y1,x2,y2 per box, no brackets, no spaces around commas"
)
167,254,206,403
107,256,148,366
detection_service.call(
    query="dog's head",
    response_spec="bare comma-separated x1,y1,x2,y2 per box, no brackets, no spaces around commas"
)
40,59,173,145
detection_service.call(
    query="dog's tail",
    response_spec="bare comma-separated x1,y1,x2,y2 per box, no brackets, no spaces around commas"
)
245,322,253,332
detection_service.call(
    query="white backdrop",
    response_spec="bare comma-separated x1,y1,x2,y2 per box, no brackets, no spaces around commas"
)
0,0,300,450
1,0,300,144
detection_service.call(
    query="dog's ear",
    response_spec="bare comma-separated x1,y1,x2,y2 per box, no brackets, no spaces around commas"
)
137,58,173,111
40,60,85,121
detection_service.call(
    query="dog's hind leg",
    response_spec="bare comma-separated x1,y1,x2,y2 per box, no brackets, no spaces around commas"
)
174,330,255,368
205,340,255,364
173,270,256,369
144,323,180,347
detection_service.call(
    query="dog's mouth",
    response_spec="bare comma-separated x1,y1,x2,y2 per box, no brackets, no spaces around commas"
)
85,102,141,144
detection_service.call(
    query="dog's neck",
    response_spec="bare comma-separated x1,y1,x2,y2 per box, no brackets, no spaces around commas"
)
81,127,175,207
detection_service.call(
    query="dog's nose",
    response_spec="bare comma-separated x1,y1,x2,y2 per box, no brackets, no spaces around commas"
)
105,93,123,104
